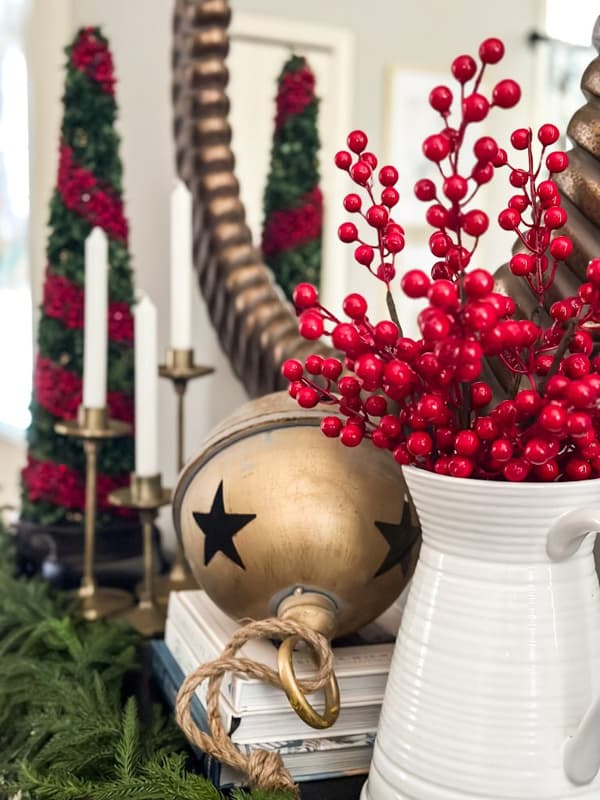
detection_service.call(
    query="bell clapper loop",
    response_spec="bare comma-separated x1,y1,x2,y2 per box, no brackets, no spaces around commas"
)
275,588,340,729
277,634,340,729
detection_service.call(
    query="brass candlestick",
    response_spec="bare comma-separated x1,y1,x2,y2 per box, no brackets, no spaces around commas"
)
156,347,214,599
55,406,134,621
109,474,172,636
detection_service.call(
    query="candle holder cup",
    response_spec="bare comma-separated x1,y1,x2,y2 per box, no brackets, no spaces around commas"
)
54,406,134,621
156,347,214,600
109,473,172,636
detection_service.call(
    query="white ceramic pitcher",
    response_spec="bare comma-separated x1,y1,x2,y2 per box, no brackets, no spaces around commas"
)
361,466,600,799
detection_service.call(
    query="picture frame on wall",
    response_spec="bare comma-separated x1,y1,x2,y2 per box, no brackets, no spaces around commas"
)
384,66,449,229
382,67,448,333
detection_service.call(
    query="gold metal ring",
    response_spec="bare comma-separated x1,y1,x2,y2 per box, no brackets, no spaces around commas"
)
277,634,340,729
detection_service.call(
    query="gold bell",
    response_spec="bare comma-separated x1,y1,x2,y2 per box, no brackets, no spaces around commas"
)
173,391,419,638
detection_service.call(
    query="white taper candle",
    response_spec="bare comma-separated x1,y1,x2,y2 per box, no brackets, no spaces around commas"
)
83,227,109,409
170,179,193,350
133,294,159,477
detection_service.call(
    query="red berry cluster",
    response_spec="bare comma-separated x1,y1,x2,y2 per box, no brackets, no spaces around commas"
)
334,131,404,289
413,39,521,278
283,39,600,483
498,124,571,303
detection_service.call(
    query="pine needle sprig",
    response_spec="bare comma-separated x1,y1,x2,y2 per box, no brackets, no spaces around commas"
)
0,525,295,800
114,698,142,781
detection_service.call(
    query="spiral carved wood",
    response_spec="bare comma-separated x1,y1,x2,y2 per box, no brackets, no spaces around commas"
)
172,0,331,398
172,0,600,399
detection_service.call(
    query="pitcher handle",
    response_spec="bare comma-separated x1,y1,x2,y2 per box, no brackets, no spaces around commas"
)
546,507,600,562
546,507,600,786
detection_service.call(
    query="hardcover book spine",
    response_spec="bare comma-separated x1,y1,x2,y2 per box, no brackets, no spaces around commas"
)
164,618,239,734
166,597,237,700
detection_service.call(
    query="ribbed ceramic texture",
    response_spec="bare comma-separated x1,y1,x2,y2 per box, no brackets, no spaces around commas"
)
362,467,600,799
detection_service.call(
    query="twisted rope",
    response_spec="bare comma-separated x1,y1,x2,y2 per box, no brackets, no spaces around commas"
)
175,616,335,794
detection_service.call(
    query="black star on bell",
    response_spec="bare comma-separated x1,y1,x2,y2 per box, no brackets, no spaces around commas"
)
193,480,256,570
373,503,420,578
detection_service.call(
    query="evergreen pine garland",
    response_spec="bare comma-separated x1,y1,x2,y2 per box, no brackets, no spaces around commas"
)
21,27,135,527
261,56,323,301
0,530,293,800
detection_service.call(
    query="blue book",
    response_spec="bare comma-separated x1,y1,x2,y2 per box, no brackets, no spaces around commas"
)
151,640,218,782
150,640,374,787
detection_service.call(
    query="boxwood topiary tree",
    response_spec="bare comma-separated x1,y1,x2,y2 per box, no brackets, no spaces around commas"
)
261,55,323,302
21,27,135,526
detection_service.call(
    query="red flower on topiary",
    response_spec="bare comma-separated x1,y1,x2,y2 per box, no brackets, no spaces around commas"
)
282,38,600,483
43,272,134,340
276,66,316,128
71,27,116,95
57,144,129,241
34,355,133,425
262,187,323,256
22,456,130,511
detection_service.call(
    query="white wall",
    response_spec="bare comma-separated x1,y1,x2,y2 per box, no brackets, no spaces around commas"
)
230,0,541,150
26,0,72,316
9,0,546,534
0,0,73,509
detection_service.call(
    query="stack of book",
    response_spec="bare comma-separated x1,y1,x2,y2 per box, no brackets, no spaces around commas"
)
152,589,404,788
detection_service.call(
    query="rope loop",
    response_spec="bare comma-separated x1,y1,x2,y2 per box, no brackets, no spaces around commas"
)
175,616,337,794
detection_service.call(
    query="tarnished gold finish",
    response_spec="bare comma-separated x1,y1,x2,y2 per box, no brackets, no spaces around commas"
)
277,635,340,729
277,589,337,639
54,407,133,621
110,473,173,510
159,347,215,381
55,406,132,440
174,393,420,639
156,348,214,601
109,474,172,636
276,590,340,727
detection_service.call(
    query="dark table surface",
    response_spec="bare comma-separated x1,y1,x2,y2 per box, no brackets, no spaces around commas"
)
298,775,364,799
225,775,364,799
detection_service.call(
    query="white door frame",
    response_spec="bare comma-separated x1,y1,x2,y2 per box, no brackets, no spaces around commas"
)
229,12,355,309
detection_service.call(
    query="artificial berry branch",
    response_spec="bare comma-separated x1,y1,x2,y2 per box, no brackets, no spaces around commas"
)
385,289,401,333
539,317,579,392
500,123,571,315
283,37,600,483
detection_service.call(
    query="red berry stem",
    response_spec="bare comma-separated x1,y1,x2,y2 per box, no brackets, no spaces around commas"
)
527,133,547,306
542,260,559,293
315,304,342,325
539,317,578,391
386,288,402,332
472,62,486,95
